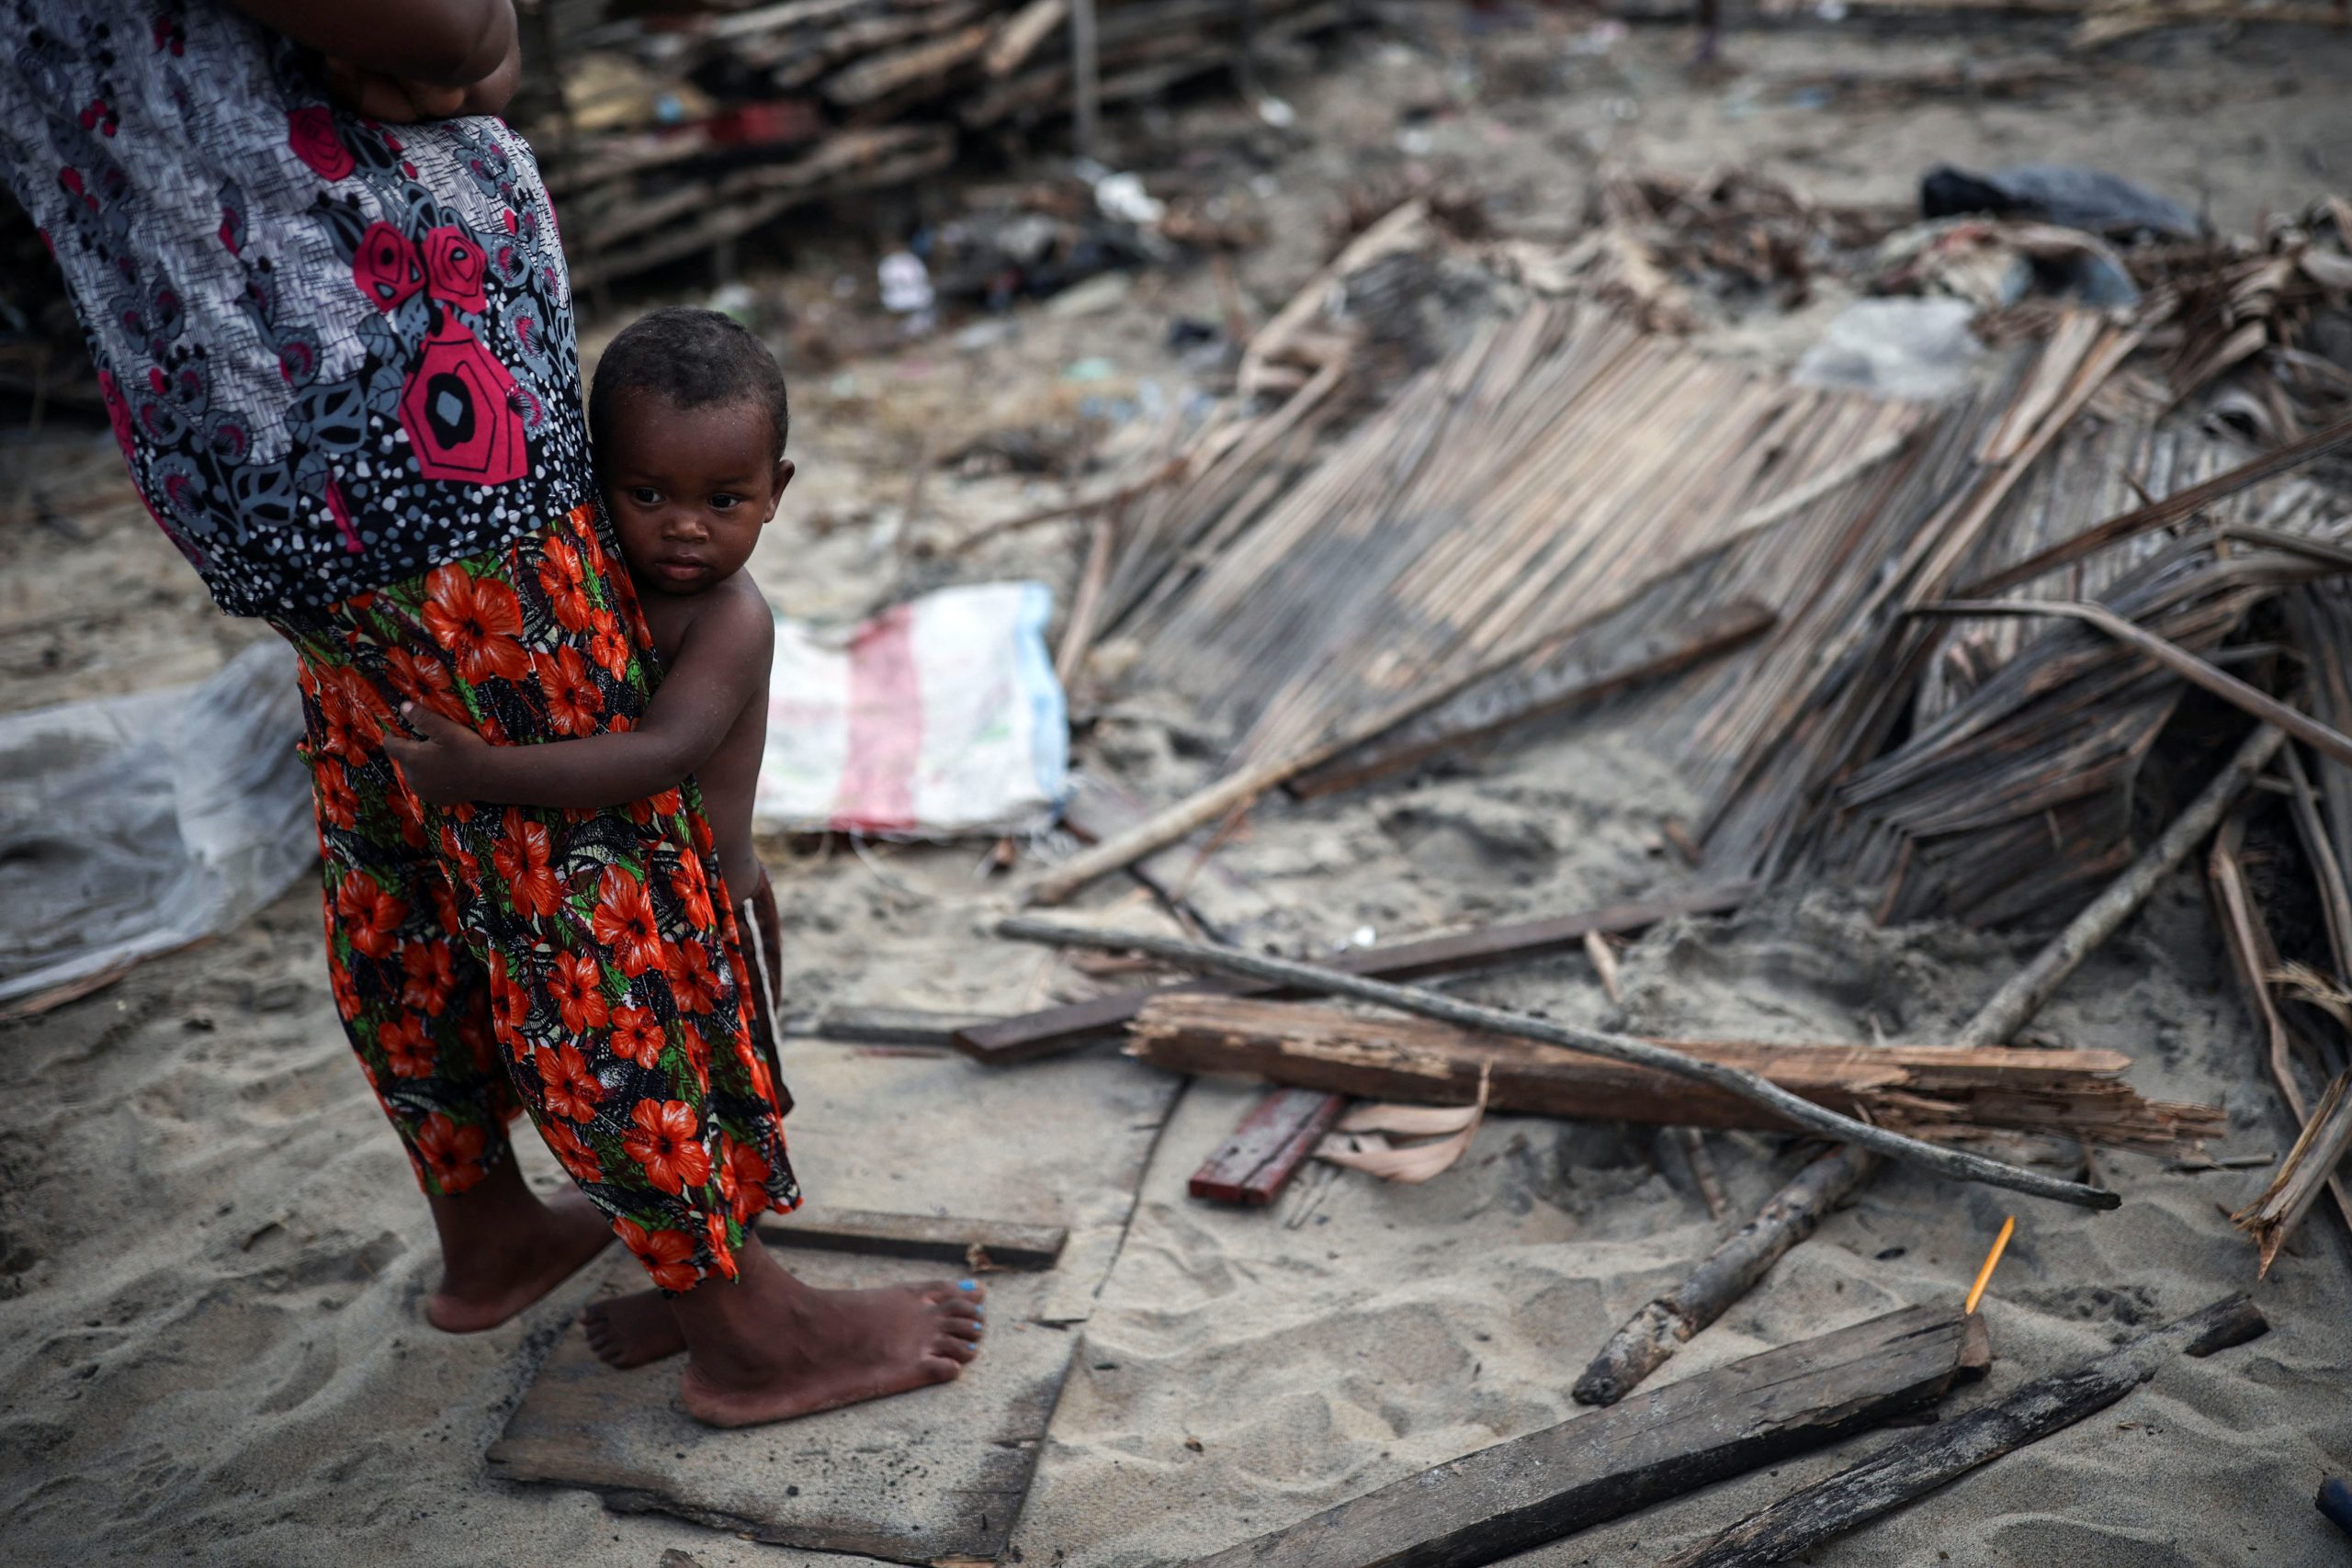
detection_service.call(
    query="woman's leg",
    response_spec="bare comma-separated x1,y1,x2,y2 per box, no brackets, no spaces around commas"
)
288,639,610,1331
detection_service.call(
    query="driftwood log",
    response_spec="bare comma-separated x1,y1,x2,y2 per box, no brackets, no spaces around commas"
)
1660,1293,2269,1567
1572,1145,1879,1406
1186,1304,1988,1568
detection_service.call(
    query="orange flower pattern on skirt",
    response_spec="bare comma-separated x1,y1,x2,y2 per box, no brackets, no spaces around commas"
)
275,503,797,1288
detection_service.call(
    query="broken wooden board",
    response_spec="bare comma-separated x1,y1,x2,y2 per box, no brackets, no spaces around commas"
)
954,884,1752,1063
763,1206,1068,1269
1185,1303,1988,1568
1129,995,2222,1153
1189,1089,1347,1205
488,1238,1072,1562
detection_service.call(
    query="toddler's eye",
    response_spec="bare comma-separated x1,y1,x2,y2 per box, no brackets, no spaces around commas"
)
628,487,662,506
709,493,741,511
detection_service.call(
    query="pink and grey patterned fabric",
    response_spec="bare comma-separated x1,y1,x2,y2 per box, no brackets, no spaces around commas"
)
0,1,590,616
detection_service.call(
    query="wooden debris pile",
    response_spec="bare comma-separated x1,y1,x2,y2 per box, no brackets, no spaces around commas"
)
523,0,1359,288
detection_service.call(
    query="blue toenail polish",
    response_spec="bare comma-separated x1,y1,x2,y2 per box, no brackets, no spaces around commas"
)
959,1279,978,1292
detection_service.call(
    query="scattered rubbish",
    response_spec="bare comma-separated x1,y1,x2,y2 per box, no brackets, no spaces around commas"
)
1922,163,2200,241
1060,356,1118,381
2321,1477,2352,1540
1793,297,1984,400
1091,171,1165,227
754,582,1068,838
0,640,313,1009
1873,218,2140,310
878,251,936,315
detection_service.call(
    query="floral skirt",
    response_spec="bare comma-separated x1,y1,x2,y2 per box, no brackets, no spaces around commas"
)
271,502,797,1291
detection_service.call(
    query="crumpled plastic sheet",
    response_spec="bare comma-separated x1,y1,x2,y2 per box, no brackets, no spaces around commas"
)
0,639,315,1005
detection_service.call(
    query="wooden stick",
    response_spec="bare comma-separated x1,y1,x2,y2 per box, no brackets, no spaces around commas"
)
1056,515,1115,691
1069,0,1100,159
1005,919,2125,1208
1962,1214,2016,1314
1918,601,2352,769
2207,817,2352,1256
1957,724,2287,1046
2233,1070,2352,1276
1952,413,2352,600
1188,1304,1989,1568
1660,1294,2269,1568
956,884,1752,1063
1678,1127,1732,1223
1573,1145,1880,1407
759,1207,1068,1269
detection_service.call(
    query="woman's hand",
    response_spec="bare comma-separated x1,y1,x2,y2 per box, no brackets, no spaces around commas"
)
321,58,469,122
383,703,495,805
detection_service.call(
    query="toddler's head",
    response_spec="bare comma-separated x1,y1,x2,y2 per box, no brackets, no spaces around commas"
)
589,307,792,597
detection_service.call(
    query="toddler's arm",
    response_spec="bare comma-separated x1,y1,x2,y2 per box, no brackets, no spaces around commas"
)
385,592,772,810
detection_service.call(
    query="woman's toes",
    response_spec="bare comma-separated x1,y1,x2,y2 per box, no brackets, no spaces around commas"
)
942,1314,982,1342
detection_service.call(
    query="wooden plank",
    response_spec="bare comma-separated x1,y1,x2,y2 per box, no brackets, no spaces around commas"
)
1291,600,1776,799
953,884,1754,1064
1186,1303,1989,1568
761,1206,1068,1269
1662,1294,2267,1567
487,1246,1074,1562
1190,1089,1347,1205
1126,996,2220,1152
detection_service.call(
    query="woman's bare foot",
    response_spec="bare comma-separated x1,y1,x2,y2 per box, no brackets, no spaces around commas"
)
582,1288,685,1369
670,1238,985,1428
423,1161,615,1334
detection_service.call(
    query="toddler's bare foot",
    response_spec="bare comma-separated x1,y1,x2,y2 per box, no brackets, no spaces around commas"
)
427,1186,614,1334
582,1288,686,1368
670,1242,985,1428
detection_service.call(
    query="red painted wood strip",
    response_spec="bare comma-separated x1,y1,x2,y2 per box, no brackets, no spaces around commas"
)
1191,1088,1348,1206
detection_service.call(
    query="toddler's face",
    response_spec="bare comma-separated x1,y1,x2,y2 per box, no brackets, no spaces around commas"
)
600,391,792,596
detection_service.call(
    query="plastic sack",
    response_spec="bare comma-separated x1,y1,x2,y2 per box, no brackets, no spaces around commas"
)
754,581,1067,837
0,639,315,1004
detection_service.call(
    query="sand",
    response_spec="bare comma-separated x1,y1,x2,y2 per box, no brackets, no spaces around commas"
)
6,13,2352,1567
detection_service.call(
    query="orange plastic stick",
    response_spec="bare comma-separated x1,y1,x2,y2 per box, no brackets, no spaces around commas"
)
1963,1214,2017,1315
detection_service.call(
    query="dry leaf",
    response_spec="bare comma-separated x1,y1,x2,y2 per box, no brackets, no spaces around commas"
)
1338,1101,1484,1136
1317,1070,1487,1184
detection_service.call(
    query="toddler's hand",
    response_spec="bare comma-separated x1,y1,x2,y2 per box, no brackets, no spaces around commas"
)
383,702,489,806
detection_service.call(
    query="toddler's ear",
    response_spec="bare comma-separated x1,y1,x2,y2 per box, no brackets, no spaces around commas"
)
764,457,796,520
